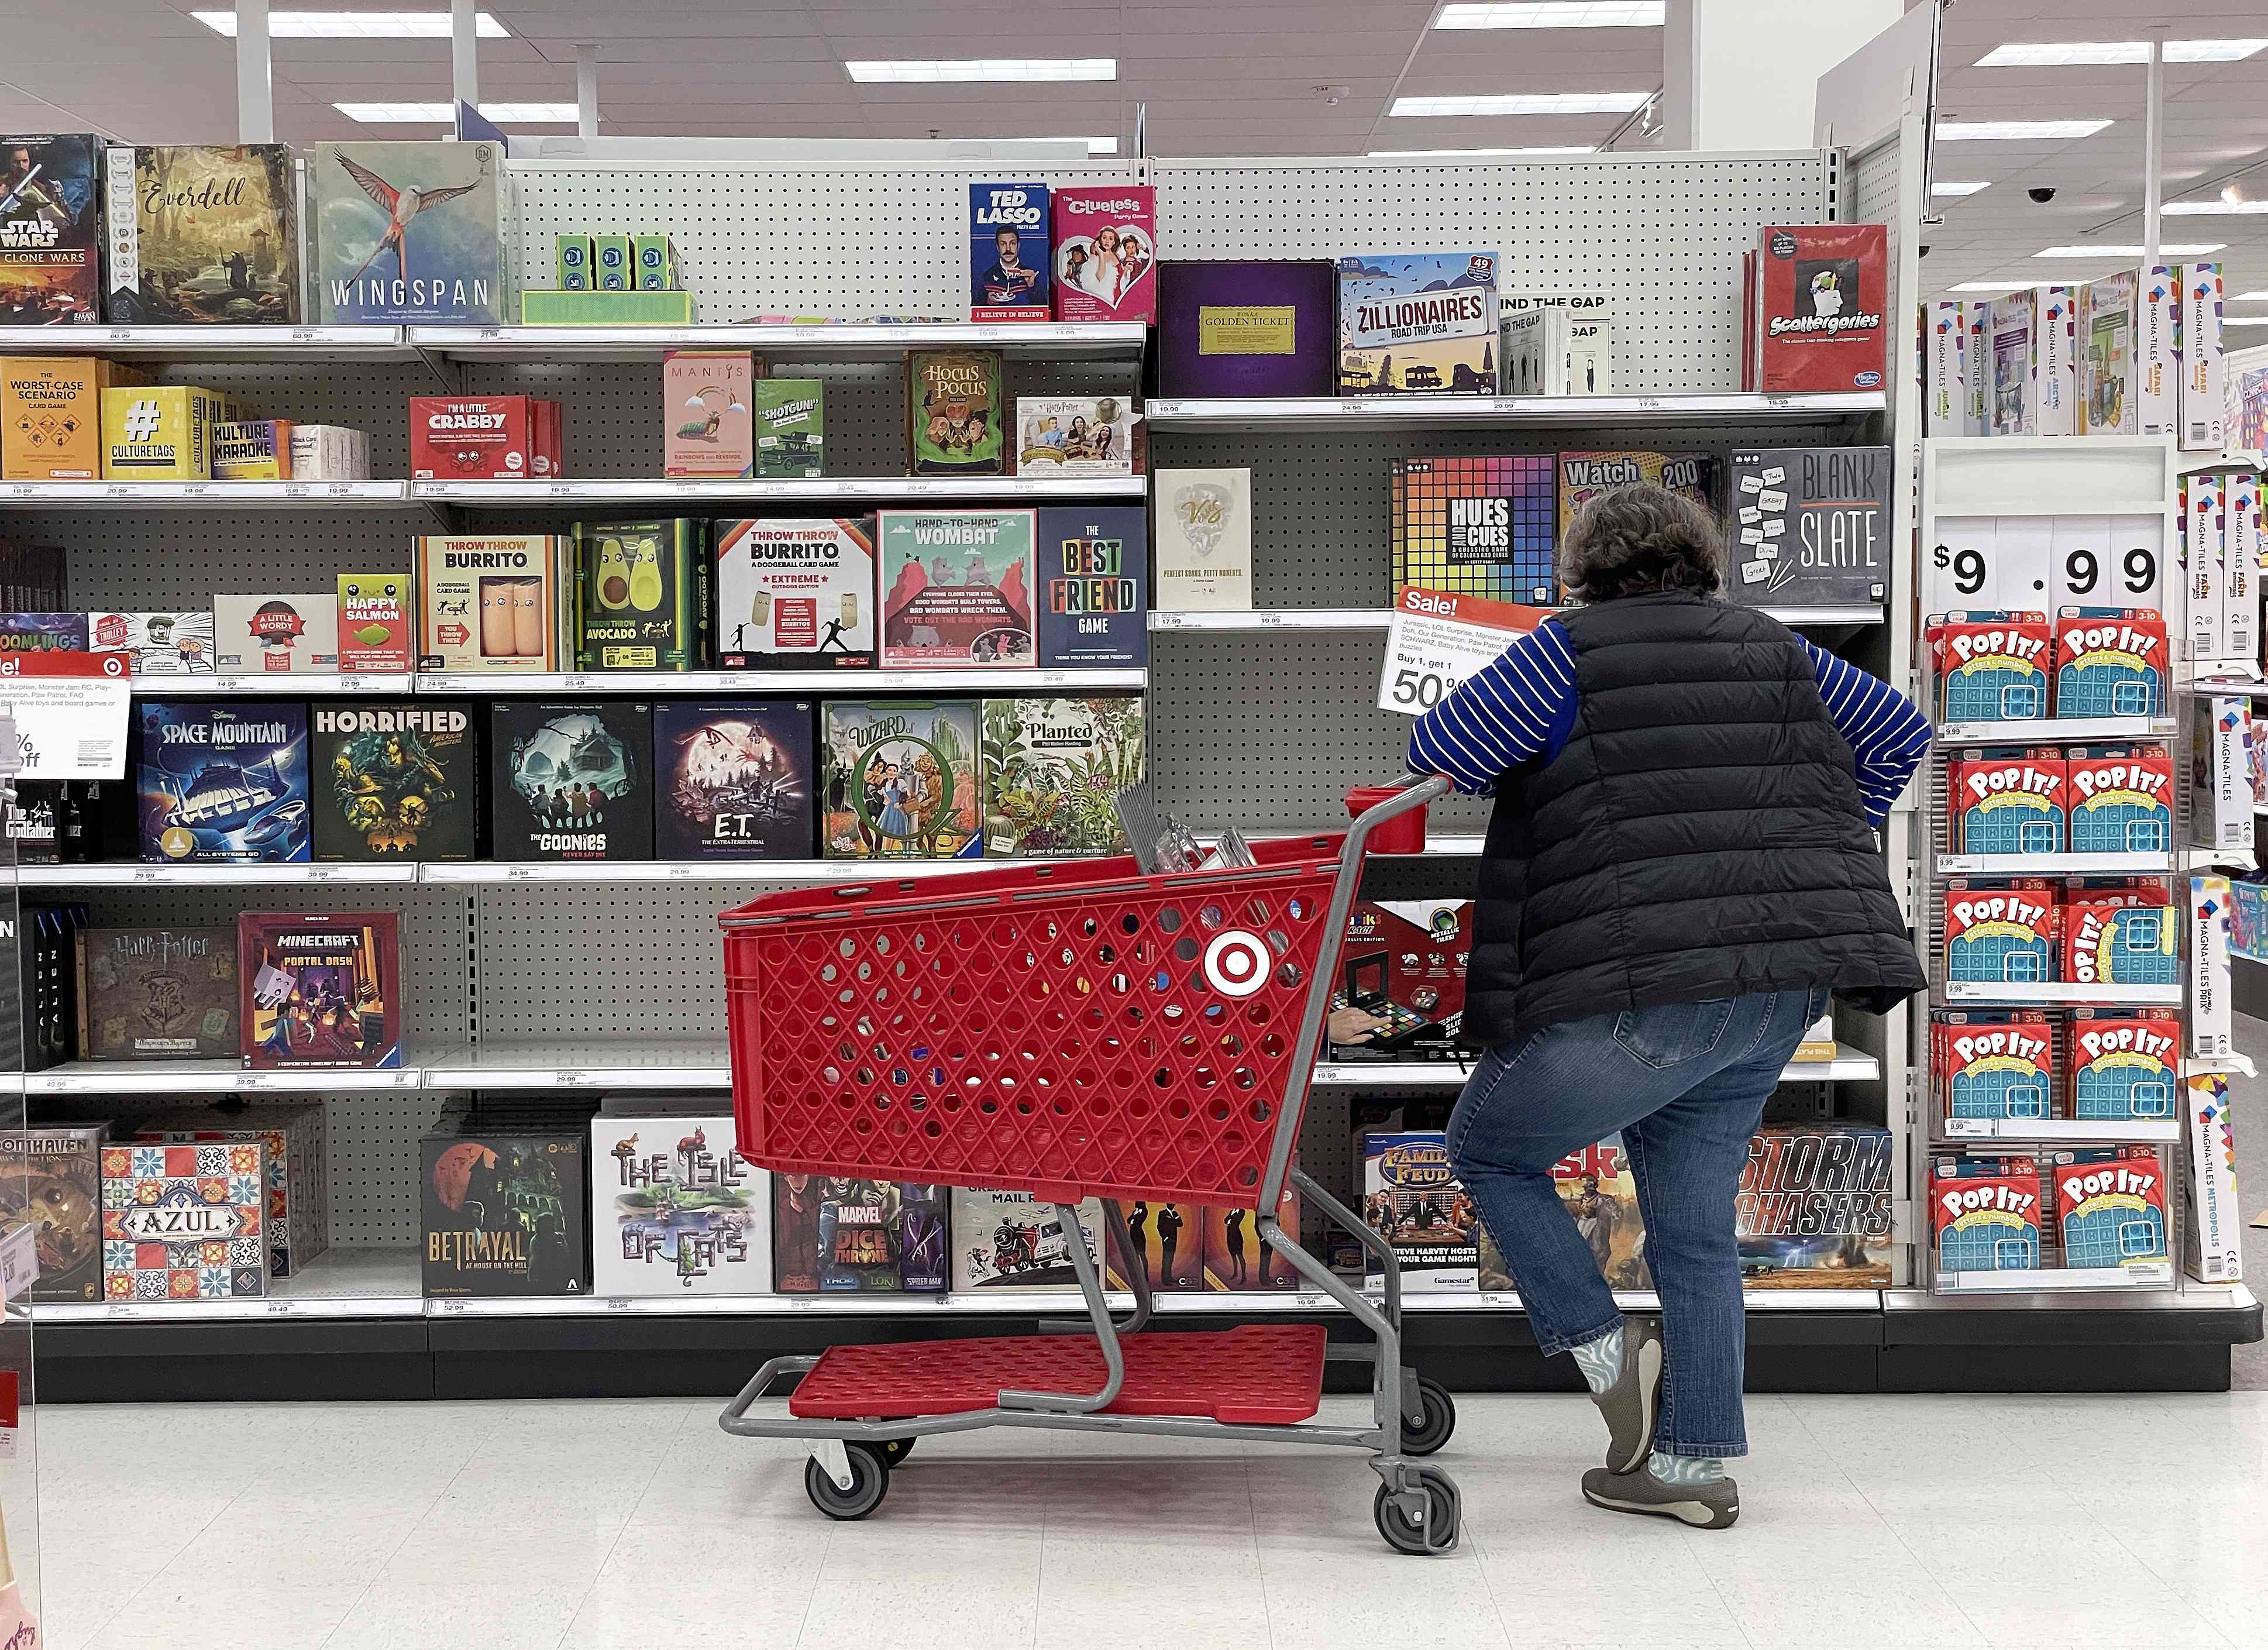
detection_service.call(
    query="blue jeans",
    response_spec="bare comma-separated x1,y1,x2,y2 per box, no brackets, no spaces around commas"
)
1445,986,1829,1458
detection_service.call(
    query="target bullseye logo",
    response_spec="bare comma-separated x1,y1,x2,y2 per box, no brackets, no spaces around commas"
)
1203,930,1269,997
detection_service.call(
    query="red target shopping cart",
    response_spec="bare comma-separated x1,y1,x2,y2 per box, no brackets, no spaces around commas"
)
716,776,1462,1554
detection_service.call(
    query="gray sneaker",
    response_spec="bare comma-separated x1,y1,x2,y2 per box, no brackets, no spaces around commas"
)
1581,1463,1740,1529
1592,1316,1663,1474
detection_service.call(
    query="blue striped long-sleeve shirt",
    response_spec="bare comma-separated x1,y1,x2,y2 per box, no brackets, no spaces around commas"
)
1407,618,1930,826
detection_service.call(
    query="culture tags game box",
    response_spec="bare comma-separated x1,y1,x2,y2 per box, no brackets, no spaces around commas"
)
1336,252,1499,395
951,1189,1110,1290
2069,1007,2181,1120
711,517,876,669
1754,224,1888,393
772,1175,947,1294
417,534,572,672
239,911,404,1070
1935,1010,2053,1123
1155,259,1337,398
214,593,342,675
0,1125,106,1301
1930,1153,2042,1273
493,701,655,862
138,700,311,864
310,699,478,862
310,140,504,325
590,1115,767,1297
1928,612,2050,723
573,518,710,672
1035,505,1147,668
88,610,215,675
908,348,1005,475
879,509,1035,667
981,695,1145,857
0,133,102,324
1722,448,1890,607
2053,1146,2169,1269
423,1116,589,1298
102,144,299,324
968,183,1050,321
101,1140,267,1301
652,699,815,860
1557,450,1714,544
821,699,982,860
75,924,236,1060
1392,454,1557,606
1052,185,1155,322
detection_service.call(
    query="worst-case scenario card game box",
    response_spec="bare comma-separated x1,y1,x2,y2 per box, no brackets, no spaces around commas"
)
1392,454,1557,606
88,610,215,674
4,356,147,478
711,517,876,669
423,1114,588,1297
75,924,236,1060
493,701,654,861
969,182,1051,321
590,1114,766,1297
240,911,404,1069
981,695,1145,857
652,699,814,859
573,518,709,672
102,144,299,324
1753,224,1888,394
821,699,982,860
214,593,340,675
1,133,102,325
138,700,311,863
880,509,1035,666
773,1175,947,1294
417,534,570,672
1035,506,1147,668
908,349,1005,475
311,140,504,325
102,1140,268,1300
1052,185,1155,322
1722,448,1890,607
1336,252,1499,395
0,1125,106,1301
310,698,478,861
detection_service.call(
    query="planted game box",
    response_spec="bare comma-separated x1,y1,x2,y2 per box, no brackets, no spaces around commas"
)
663,349,755,479
1391,454,1557,606
1930,1153,2042,1273
652,699,815,860
138,700,311,864
2053,608,2166,717
1035,505,1147,668
0,1125,106,1301
0,134,102,324
1361,1132,1478,1292
1155,259,1337,398
1936,1010,2054,1124
1943,878,2059,986
1336,251,1499,395
590,1114,767,1298
772,1175,947,1294
1557,450,1714,544
239,911,404,1070
310,699,478,862
493,701,654,862
1014,394,1136,477
711,517,876,669
129,1101,329,1277
969,182,1050,321
908,348,1004,475
980,695,1145,857
1052,185,1155,322
422,1118,589,1298
75,924,236,1060
751,378,823,479
2069,1007,2181,1121
1953,750,2067,855
820,699,981,860
2053,1146,2169,1269
1754,224,1888,394
102,144,299,324
311,140,504,325
1928,612,2051,723
879,508,1035,667
214,593,341,675
1722,447,1890,608
416,534,570,673
101,1140,267,1301
951,1188,1109,1291
573,518,709,672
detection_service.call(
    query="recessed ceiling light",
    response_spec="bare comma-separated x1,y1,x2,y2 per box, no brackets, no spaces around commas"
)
1435,3,1664,28
2163,200,2268,214
1936,119,2112,140
844,59,1115,83
1974,39,2266,66
1367,146,1598,157
1389,92,1650,116
980,137,1117,154
2033,242,2224,257
333,101,577,123
2232,290,2268,301
194,9,508,36
2226,316,2268,326
1932,181,1992,197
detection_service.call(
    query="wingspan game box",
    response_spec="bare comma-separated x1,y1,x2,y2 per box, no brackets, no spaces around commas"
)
1392,455,1557,606
310,140,504,325
239,911,404,1070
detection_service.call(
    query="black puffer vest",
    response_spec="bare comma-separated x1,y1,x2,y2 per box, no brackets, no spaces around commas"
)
1464,592,1925,1048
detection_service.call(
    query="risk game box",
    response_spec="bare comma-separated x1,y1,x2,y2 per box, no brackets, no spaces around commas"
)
1052,185,1155,322
128,1100,329,1277
1934,1009,2053,1125
239,911,404,1069
1328,899,1472,1062
908,348,1004,475
1930,1153,2042,1273
1737,1125,1895,1288
75,924,236,1060
951,1189,1108,1291
310,140,504,325
102,144,299,324
101,1140,267,1300
652,699,815,860
2053,608,2167,717
1014,394,1136,478
1722,447,1890,608
0,1124,105,1301
821,699,981,860
1953,750,2067,855
751,378,823,479
573,518,709,672
422,1115,589,1298
1392,454,1557,606
969,182,1050,321
493,701,655,862
417,534,570,673
1035,505,1147,667
213,593,341,675
1336,251,1499,395
663,349,755,479
1557,451,1713,545
772,1175,947,1294
879,509,1035,667
1488,1139,1648,1290
1753,224,1887,394
1155,260,1337,398
1928,612,2051,723
1361,1133,1477,1292
0,134,102,324
88,611,215,675
711,517,876,670
590,1114,767,1298
980,695,1145,857
137,700,311,864
1942,878,2059,986
310,698,478,862
2053,1146,2170,1269
2068,1007,2180,1121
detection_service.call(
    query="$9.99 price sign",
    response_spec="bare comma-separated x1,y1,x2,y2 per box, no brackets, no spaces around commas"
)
1378,587,1547,716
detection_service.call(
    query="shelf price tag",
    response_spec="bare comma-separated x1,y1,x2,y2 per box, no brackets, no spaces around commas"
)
1377,587,1547,717
2,651,131,779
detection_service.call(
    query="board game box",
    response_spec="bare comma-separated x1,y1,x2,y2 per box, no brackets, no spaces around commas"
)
0,610,86,652
1336,251,1499,395
2069,1007,2180,1120
128,1100,330,1277
772,1175,947,1294
1118,1199,1219,1291
0,1124,106,1301
310,699,478,862
879,509,1035,666
1328,900,1472,1062
214,593,342,675
1736,1125,1896,1288
336,572,412,673
2064,881,2178,988
102,1139,267,1300
1928,612,2051,723
711,517,876,669
87,610,215,675
751,378,822,479
969,182,1050,321
820,699,982,860
2053,608,2166,717
1052,185,1155,322
102,144,299,324
493,701,654,862
573,518,709,672
2083,269,2138,436
1988,293,2036,435
138,700,311,863
1556,451,1714,546
1930,1153,2042,1273
1203,1186,1302,1291
1391,454,1557,606
663,349,755,478
1943,878,2059,986
102,381,225,479
3,355,147,477
908,348,1005,475
951,1188,1109,1290
0,134,102,324
2038,286,2083,437
411,394,552,482
590,1114,767,1297
1482,1139,1646,1291
1361,1133,1477,1292
1721,447,1890,607
1155,259,1337,398
2053,1146,2169,1269
1035,505,1147,668
75,924,236,1060
1934,1009,2053,1123
1014,393,1136,479
310,140,504,325
240,911,404,1069
1953,750,2067,855
1754,224,1887,394
1154,468,1253,611
422,1117,589,1297
980,695,1145,857
417,534,570,672
652,699,815,860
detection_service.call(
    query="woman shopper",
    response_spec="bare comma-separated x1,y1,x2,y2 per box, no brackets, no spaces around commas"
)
1406,484,1929,1530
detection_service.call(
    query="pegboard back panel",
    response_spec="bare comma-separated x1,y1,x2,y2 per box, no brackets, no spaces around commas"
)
473,882,762,1039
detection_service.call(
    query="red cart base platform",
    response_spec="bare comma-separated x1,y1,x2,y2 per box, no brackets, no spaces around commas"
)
787,1324,1329,1426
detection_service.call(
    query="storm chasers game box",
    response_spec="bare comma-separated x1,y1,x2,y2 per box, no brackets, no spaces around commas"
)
310,699,478,862
1392,454,1557,606
981,695,1145,857
239,911,404,1070
102,144,299,324
652,699,814,860
138,700,311,864
1754,224,1888,393
968,182,1050,321
1336,251,1499,396
1722,448,1890,608
493,702,654,862
712,517,876,669
1736,1126,1895,1288
75,924,236,1060
880,509,1035,667
423,1115,589,1298
0,133,102,324
821,699,981,860
590,1114,766,1298
1035,506,1147,668
310,140,504,325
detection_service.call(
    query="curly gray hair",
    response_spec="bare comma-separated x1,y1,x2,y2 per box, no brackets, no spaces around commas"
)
1557,483,1725,603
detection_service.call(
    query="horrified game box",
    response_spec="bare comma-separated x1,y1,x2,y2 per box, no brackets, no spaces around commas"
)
493,701,654,862
653,700,814,860
239,911,405,1069
0,133,102,324
102,144,300,324
311,699,477,862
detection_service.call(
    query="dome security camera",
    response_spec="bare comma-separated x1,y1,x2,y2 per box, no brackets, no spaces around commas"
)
2028,186,2057,204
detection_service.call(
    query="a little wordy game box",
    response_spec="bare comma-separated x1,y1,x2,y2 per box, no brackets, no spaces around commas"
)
2064,878,2178,988
1930,1154,2042,1272
2067,1007,2180,1120
1943,878,2059,986
1953,750,2065,855
1933,1009,2053,1122
1930,612,2050,722
2052,1146,2169,1269
2053,608,2167,717
2065,745,2174,853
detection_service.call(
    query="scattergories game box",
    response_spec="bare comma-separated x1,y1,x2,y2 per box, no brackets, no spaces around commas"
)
492,701,655,861
1753,224,1888,394
239,912,405,1069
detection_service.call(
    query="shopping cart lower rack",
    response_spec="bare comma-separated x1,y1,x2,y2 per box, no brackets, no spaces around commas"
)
715,777,1464,1553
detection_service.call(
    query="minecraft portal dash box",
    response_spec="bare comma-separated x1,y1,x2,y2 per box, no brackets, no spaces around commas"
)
1943,878,2059,987
2063,879,2178,988
2065,745,2175,854
239,911,404,1070
1953,750,2066,855
2067,1007,2180,1120
1930,1154,2042,1273
2052,608,2167,717
1929,611,2051,724
1933,1009,2053,1123
2053,1146,2170,1270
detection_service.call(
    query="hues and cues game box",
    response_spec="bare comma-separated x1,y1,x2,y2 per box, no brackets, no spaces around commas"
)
493,702,654,861
138,701,311,863
1392,454,1557,606
240,912,404,1070
969,183,1050,321
653,700,815,860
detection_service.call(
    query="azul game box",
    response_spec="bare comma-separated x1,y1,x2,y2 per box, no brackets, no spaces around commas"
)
980,695,1145,857
652,699,815,860
1052,185,1155,323
1336,252,1499,395
1557,450,1715,545
0,1124,106,1301
129,1101,330,1277
310,140,504,325
75,924,236,1060
1953,750,2067,855
1943,878,2059,986
417,534,571,673
102,144,300,324
663,349,756,479
137,700,311,864
711,517,876,670
1361,1133,1478,1292
908,348,1005,475
422,1116,590,1298
0,134,102,324
101,1140,267,1300
2069,1007,2181,1120
1722,447,1890,608
1928,613,2051,723
310,699,478,862
240,911,405,1070
1155,260,1337,398
1754,224,1888,394
2054,608,2167,717
590,1114,767,1298
2053,1146,2170,1269
1015,394,1137,478
214,593,341,675
821,699,982,860
1930,1154,2042,1273
969,182,1050,321
879,509,1035,667
1935,1010,2053,1124
951,1189,1109,1291
772,1175,947,1294
573,518,710,672
751,378,823,479
89,610,215,675
1392,454,1557,607
493,701,655,862
1035,506,1147,668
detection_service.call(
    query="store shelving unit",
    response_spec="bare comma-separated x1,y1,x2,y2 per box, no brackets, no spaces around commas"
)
1,480,413,507
407,320,1148,363
414,476,1144,504
1150,604,1884,631
1142,391,1884,429
0,324,414,359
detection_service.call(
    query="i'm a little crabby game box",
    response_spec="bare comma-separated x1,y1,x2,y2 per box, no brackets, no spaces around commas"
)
1934,1009,2053,1125
2065,745,2175,854
1953,750,2066,855
2053,608,2167,718
1930,1153,2042,1273
1929,611,2052,723
2053,1146,2170,1270
2067,1007,2180,1121
1943,878,2059,987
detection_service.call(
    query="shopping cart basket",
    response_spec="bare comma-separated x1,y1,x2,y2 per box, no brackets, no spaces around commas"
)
716,776,1462,1554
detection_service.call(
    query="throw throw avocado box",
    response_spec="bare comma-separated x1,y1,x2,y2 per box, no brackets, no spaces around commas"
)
572,518,709,671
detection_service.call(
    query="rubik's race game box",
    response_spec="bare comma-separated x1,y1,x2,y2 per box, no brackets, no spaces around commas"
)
1929,612,2052,723
652,699,815,860
137,700,312,864
1034,506,1148,668
2066,746,2175,854
2052,1145,2170,1269
2053,608,2167,717
1392,455,1557,606
492,701,655,862
1933,1009,2053,1123
1943,878,2059,986
2067,1007,2180,1120
1754,224,1888,394
101,1140,267,1300
1953,750,2067,855
310,699,478,862
239,911,404,1069
0,133,102,324
1930,1154,2042,1273
2064,879,2178,988
1556,451,1714,546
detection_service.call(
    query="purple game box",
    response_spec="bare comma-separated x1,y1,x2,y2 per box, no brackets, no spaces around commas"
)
1155,261,1337,398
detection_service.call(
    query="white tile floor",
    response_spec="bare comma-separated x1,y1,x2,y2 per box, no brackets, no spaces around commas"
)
28,1388,2268,1650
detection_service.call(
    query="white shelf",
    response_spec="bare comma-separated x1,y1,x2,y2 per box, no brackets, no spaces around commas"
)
421,858,997,885
156,671,404,696
1936,717,2176,745
408,321,1148,363
37,1247,425,1322
2186,845,2257,873
25,1058,422,1095
418,666,1145,695
1152,604,1879,632
19,862,416,886
2,480,411,507
419,1037,731,1091
415,475,1144,504
1939,1117,2183,1143
1937,852,2170,875
2188,1051,2259,1078
1313,1046,1881,1085
1943,981,2184,1006
1141,390,1885,430
1936,1263,2175,1294
0,324,411,359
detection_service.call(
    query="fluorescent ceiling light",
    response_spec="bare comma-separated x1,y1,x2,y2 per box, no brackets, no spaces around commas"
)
1974,39,2266,66
2226,316,2268,326
2232,290,2268,301
1936,119,2111,140
1435,3,1664,28
1932,181,1992,197
334,101,577,122
845,59,1114,83
2163,200,2268,214
2034,242,2224,257
1368,146,1597,157
1390,92,1650,116
194,9,507,36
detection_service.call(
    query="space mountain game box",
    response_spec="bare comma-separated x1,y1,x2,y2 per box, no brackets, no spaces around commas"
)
137,701,311,864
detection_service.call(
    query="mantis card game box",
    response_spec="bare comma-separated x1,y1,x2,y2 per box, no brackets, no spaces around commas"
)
102,144,300,324
652,699,815,860
1943,878,2059,986
101,1140,267,1300
1336,251,1499,396
75,924,236,1060
2053,1146,2170,1269
310,698,478,862
573,518,710,672
1930,1154,2042,1273
2053,608,2167,717
1929,612,2052,723
493,701,655,862
1392,454,1557,606
0,1125,106,1301
821,699,982,860
0,133,102,324
239,911,404,1070
2066,745,2174,853
1753,224,1887,394
590,1114,767,1298
711,517,876,669
1052,185,1155,322
908,348,1005,475
1953,750,2067,855
310,140,504,325
980,695,1145,857
2068,1007,2180,1120
1933,1009,2053,1123
1035,505,1147,668
879,509,1035,667
969,182,1051,321
138,700,311,864
662,349,756,478
422,1115,589,1298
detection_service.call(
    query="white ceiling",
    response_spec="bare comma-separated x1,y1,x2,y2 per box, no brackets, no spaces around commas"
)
9,2,2267,310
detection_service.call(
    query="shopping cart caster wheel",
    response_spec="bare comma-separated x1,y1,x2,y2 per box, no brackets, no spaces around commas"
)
804,1443,890,1521
1402,1378,1456,1458
878,1436,917,1467
1374,1470,1460,1555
